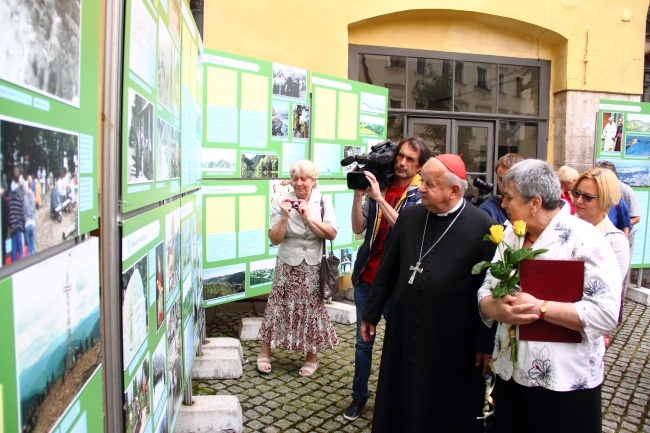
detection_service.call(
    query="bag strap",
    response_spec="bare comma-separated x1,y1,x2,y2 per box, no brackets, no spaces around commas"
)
320,197,334,256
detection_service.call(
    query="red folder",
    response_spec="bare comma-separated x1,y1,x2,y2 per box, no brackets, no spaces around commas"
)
518,259,584,343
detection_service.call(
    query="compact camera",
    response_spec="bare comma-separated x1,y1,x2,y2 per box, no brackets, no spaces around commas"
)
288,200,300,209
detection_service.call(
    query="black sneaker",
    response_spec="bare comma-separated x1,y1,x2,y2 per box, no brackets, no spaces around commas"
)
343,397,367,421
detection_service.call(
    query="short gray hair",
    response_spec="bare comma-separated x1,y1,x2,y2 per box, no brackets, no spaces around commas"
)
502,159,562,210
290,159,319,180
442,171,468,196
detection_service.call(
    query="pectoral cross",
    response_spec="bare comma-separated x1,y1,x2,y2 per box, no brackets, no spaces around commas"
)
408,261,423,284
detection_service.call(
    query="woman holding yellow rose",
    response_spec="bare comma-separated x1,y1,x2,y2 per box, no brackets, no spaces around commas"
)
477,159,621,433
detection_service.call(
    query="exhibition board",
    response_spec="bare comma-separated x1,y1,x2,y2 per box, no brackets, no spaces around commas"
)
596,99,650,267
121,193,202,433
0,238,103,433
310,72,389,175
201,49,310,179
121,0,203,212
0,0,101,268
201,179,362,307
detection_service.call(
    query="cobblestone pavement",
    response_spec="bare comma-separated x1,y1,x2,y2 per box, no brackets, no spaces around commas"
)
194,298,650,433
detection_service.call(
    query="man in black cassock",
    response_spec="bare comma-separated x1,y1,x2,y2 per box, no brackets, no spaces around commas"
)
361,155,497,432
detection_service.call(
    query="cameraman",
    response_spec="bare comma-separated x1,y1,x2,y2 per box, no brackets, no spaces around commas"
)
343,136,431,422
478,153,523,224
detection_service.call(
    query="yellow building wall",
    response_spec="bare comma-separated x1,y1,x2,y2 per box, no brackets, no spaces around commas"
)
204,0,648,95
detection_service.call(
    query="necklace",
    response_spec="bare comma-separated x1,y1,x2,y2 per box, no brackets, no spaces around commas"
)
408,201,466,284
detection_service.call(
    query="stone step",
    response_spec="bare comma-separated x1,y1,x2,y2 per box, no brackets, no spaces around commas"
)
175,395,242,433
202,337,244,361
238,317,263,341
625,285,650,306
326,301,356,325
192,349,242,380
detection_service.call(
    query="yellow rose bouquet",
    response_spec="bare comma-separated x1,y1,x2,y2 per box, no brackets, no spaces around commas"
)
472,220,548,365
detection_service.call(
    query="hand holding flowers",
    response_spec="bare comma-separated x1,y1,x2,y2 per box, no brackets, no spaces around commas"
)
472,220,548,366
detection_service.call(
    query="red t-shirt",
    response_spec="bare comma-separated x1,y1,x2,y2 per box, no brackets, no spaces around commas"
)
360,185,408,284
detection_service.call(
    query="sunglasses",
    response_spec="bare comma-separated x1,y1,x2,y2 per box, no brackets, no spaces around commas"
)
569,189,599,203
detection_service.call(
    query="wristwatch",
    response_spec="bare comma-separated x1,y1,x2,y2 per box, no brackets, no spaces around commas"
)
539,300,548,319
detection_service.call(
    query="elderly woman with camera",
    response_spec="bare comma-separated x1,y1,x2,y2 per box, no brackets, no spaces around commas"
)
478,159,621,433
257,160,339,377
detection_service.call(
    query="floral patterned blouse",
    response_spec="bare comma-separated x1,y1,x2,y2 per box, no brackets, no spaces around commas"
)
478,211,621,391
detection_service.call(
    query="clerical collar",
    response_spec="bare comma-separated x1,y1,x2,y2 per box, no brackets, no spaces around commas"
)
435,200,463,217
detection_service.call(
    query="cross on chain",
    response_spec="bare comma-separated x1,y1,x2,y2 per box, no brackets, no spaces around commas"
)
408,261,423,284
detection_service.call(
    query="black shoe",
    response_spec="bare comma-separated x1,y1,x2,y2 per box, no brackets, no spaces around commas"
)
343,398,367,421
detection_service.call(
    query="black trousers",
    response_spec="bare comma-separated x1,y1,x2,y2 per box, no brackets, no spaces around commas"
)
494,376,602,433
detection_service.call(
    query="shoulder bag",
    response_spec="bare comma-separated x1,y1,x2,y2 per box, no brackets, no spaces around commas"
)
320,197,340,299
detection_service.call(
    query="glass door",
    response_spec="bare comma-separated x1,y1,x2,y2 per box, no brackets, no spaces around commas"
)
407,118,449,156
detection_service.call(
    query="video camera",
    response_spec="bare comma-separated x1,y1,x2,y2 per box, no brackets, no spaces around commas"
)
466,177,495,206
341,140,397,190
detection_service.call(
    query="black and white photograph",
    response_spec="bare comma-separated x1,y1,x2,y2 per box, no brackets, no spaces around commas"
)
202,148,236,173
272,101,289,137
156,118,180,181
124,356,151,433
240,152,279,179
152,335,167,412
127,90,155,184
122,253,149,368
292,104,310,139
272,63,307,99
166,208,181,296
202,264,246,302
167,294,183,420
340,247,353,275
0,0,81,105
1,116,80,265
128,0,157,88
13,239,100,433
342,145,364,173
155,242,166,331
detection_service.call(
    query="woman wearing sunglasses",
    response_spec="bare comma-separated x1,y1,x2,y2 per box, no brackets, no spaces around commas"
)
572,168,630,328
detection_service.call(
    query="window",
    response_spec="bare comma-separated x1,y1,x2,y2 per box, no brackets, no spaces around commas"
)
499,73,506,93
455,62,464,84
476,66,489,90
416,58,426,75
515,76,523,97
388,56,406,69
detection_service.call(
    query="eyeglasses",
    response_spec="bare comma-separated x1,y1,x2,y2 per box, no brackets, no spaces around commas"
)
569,189,599,203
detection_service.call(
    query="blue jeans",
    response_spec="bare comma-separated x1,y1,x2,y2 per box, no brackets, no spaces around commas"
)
11,229,24,262
352,280,389,400
25,225,35,256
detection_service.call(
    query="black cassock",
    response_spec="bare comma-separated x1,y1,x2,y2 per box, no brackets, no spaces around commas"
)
364,201,497,433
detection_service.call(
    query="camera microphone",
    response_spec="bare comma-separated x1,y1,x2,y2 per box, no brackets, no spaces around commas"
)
340,156,357,166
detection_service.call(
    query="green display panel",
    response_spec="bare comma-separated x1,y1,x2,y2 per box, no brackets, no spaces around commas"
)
201,179,362,307
202,49,310,179
596,99,650,267
0,238,103,433
121,194,202,433
310,73,389,177
121,0,202,212
0,0,101,268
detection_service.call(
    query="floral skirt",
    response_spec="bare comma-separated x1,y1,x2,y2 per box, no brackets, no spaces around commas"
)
258,259,339,354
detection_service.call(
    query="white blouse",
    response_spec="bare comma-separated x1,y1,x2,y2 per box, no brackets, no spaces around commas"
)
270,191,337,266
478,211,621,391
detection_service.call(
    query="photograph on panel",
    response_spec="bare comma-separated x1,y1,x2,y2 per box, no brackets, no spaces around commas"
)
181,215,195,275
624,113,650,157
250,258,276,288
0,0,81,105
599,159,650,187
271,100,289,137
183,313,194,377
151,336,167,414
124,356,151,433
127,90,155,184
12,240,100,433
155,242,166,331
292,104,310,139
340,247,353,275
122,253,149,368
166,208,181,296
272,63,307,99
202,263,246,303
166,294,183,418
157,19,174,113
240,152,279,179
168,0,181,44
154,402,168,433
342,145,365,173
600,112,624,153
202,147,236,174
1,116,79,265
156,117,180,181
128,0,157,89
